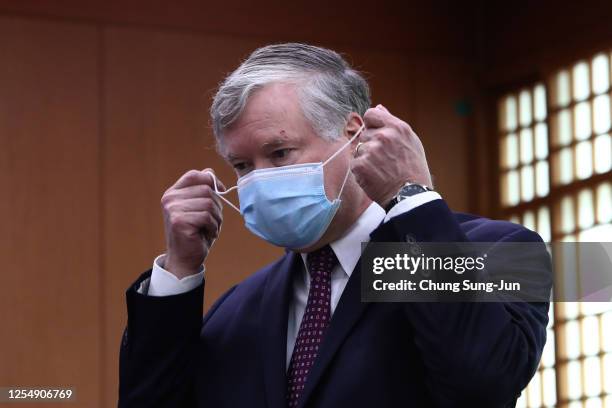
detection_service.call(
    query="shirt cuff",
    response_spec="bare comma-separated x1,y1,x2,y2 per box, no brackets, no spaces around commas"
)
383,191,443,223
137,254,205,297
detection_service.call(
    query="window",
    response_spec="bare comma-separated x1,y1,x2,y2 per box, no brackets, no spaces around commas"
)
498,50,612,408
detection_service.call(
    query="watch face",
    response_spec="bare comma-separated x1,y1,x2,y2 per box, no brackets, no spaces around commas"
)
400,184,428,197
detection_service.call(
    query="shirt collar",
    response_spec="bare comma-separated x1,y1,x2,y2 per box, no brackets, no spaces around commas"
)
299,202,386,277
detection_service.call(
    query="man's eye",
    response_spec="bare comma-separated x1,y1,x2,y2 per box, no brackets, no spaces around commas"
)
233,162,247,171
271,149,291,159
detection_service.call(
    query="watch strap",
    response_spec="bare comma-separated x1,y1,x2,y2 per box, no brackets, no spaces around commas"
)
384,183,433,212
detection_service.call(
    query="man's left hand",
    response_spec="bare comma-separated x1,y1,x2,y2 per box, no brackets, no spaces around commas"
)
351,104,432,208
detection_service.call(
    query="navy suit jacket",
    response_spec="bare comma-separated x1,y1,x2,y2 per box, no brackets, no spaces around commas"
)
119,200,551,407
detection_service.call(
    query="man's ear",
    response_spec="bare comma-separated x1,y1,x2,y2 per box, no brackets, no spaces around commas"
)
344,112,364,140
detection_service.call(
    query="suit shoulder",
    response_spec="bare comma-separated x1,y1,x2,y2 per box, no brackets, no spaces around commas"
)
455,212,543,243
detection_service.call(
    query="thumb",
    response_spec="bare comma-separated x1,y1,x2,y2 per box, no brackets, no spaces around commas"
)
201,169,226,193
376,104,390,113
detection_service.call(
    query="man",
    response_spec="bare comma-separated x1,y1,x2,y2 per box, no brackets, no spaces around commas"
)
119,43,550,407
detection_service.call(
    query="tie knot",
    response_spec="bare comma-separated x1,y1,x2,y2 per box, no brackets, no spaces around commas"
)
306,245,337,278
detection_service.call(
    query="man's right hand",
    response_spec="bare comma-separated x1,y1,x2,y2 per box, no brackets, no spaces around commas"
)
161,169,224,279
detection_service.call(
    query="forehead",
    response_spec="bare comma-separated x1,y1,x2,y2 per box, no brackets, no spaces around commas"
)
219,82,313,157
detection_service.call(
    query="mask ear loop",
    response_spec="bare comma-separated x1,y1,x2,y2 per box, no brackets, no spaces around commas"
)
321,124,366,201
334,160,353,201
203,171,241,213
322,124,366,167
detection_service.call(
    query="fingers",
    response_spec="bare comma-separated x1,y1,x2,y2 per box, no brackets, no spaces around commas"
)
363,108,386,129
362,105,415,145
173,211,221,242
172,168,216,190
352,140,383,163
376,104,390,113
353,142,365,158
202,168,228,193
212,175,227,193
358,127,396,152
163,184,223,211
166,168,234,210
162,168,229,275
166,184,223,207
363,104,391,129
197,210,221,242
166,197,223,224
362,105,397,144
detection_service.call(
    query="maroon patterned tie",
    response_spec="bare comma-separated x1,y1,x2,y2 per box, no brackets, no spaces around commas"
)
286,245,337,407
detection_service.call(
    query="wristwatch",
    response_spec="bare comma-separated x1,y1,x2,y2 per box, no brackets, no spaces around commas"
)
384,182,433,213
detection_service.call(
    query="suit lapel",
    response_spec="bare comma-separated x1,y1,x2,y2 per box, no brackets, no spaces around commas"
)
260,251,298,408
296,256,369,408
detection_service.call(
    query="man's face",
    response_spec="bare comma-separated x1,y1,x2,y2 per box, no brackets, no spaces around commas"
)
220,82,350,202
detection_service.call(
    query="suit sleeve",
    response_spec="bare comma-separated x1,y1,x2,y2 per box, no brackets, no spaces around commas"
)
118,269,235,407
370,199,551,407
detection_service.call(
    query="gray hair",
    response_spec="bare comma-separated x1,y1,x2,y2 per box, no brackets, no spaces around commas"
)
210,43,371,143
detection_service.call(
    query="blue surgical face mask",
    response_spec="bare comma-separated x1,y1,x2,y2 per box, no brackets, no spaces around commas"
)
208,125,364,249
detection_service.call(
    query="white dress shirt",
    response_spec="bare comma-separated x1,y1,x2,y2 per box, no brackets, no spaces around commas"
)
138,191,441,368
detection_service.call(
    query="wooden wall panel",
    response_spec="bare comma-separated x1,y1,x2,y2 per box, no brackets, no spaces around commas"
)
0,0,475,57
481,0,612,85
0,17,101,407
412,56,476,211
